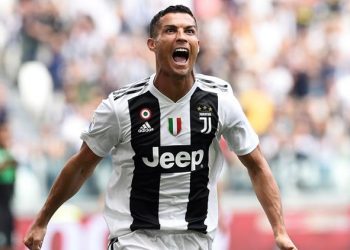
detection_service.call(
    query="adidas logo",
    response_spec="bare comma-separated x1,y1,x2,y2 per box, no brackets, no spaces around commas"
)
138,122,154,133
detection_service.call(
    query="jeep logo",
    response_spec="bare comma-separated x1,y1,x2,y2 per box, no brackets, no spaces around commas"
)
142,147,204,171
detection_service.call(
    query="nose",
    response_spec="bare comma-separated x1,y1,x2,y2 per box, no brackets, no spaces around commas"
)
175,29,187,42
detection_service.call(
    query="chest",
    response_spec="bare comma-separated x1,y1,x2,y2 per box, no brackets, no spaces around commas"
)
125,89,219,147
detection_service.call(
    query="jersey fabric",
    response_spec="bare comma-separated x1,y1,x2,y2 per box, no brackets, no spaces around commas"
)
81,73,259,239
108,229,212,250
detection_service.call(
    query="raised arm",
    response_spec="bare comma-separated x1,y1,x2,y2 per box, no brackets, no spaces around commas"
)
24,142,102,250
238,145,297,250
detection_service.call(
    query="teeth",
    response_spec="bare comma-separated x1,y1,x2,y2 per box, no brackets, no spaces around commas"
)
174,48,188,53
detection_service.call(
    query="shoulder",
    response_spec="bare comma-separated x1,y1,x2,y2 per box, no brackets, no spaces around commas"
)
195,74,243,112
195,74,232,94
98,76,151,117
111,76,151,102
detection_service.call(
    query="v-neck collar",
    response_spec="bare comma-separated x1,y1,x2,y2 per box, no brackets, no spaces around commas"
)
148,74,198,104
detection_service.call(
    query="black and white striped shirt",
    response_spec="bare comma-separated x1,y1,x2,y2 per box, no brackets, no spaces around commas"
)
81,73,259,239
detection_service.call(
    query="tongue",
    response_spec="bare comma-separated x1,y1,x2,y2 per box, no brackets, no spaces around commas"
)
174,56,187,63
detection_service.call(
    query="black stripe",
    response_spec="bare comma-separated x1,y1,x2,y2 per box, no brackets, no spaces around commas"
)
115,80,149,94
196,77,215,85
114,87,146,100
197,78,228,91
186,88,218,233
108,238,118,250
128,91,161,231
113,79,149,100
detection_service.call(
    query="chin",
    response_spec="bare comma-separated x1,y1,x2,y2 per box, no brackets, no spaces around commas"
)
172,69,191,78
171,65,192,76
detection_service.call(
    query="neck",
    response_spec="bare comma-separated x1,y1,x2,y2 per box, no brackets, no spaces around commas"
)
153,71,195,102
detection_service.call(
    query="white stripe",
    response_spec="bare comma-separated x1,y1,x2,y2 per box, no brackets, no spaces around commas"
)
160,103,191,146
145,122,152,129
158,172,190,230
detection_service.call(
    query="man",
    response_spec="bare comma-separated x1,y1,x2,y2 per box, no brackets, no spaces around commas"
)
24,5,297,250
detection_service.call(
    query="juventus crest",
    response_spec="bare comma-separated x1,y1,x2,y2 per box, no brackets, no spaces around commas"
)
197,104,213,134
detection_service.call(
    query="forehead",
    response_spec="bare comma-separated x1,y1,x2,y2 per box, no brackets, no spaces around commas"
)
158,13,197,28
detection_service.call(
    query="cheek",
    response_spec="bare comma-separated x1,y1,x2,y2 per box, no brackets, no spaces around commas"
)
157,47,171,60
156,50,168,62
190,50,199,61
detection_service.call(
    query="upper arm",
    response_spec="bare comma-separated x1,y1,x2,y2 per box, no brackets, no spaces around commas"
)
72,142,103,177
238,145,268,174
78,142,103,164
220,92,259,156
80,95,120,157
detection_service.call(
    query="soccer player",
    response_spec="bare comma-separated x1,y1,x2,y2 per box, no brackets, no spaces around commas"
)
24,5,297,250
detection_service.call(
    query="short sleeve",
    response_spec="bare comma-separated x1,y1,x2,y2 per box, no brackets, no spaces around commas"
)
221,94,259,156
80,95,120,157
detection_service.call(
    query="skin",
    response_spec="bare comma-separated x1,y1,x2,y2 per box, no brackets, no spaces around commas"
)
239,146,297,250
24,12,297,250
23,142,102,250
147,13,200,102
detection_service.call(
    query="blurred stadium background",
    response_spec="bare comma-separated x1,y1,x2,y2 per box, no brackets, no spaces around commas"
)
1,0,350,249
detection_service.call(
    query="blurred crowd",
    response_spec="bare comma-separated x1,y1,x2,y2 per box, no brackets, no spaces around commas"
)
0,0,350,214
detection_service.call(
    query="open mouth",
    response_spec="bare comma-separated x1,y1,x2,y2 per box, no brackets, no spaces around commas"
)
172,48,189,64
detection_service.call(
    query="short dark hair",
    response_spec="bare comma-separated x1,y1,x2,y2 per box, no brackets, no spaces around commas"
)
149,5,197,38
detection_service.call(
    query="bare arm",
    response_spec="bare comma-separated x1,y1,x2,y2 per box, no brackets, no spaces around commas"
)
24,142,102,250
238,145,297,250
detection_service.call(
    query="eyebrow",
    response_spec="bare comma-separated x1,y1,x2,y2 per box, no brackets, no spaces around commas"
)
162,24,197,30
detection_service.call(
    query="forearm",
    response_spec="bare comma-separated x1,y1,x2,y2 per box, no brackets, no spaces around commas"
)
35,153,96,226
247,161,286,237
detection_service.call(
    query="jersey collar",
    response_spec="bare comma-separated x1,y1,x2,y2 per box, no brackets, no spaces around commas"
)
148,73,199,104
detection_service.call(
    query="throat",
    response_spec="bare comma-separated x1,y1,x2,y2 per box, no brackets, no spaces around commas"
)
153,73,195,102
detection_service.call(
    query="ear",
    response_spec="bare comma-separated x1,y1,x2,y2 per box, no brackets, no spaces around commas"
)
147,38,156,52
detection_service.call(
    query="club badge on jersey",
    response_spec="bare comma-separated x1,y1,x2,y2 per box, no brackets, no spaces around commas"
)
197,104,213,134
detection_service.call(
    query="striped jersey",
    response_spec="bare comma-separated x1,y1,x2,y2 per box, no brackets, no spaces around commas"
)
81,73,259,239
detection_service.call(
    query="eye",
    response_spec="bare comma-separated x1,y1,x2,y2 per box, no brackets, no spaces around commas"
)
186,29,196,35
165,28,176,33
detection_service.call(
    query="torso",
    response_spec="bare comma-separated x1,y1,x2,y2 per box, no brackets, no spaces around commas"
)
81,73,259,237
